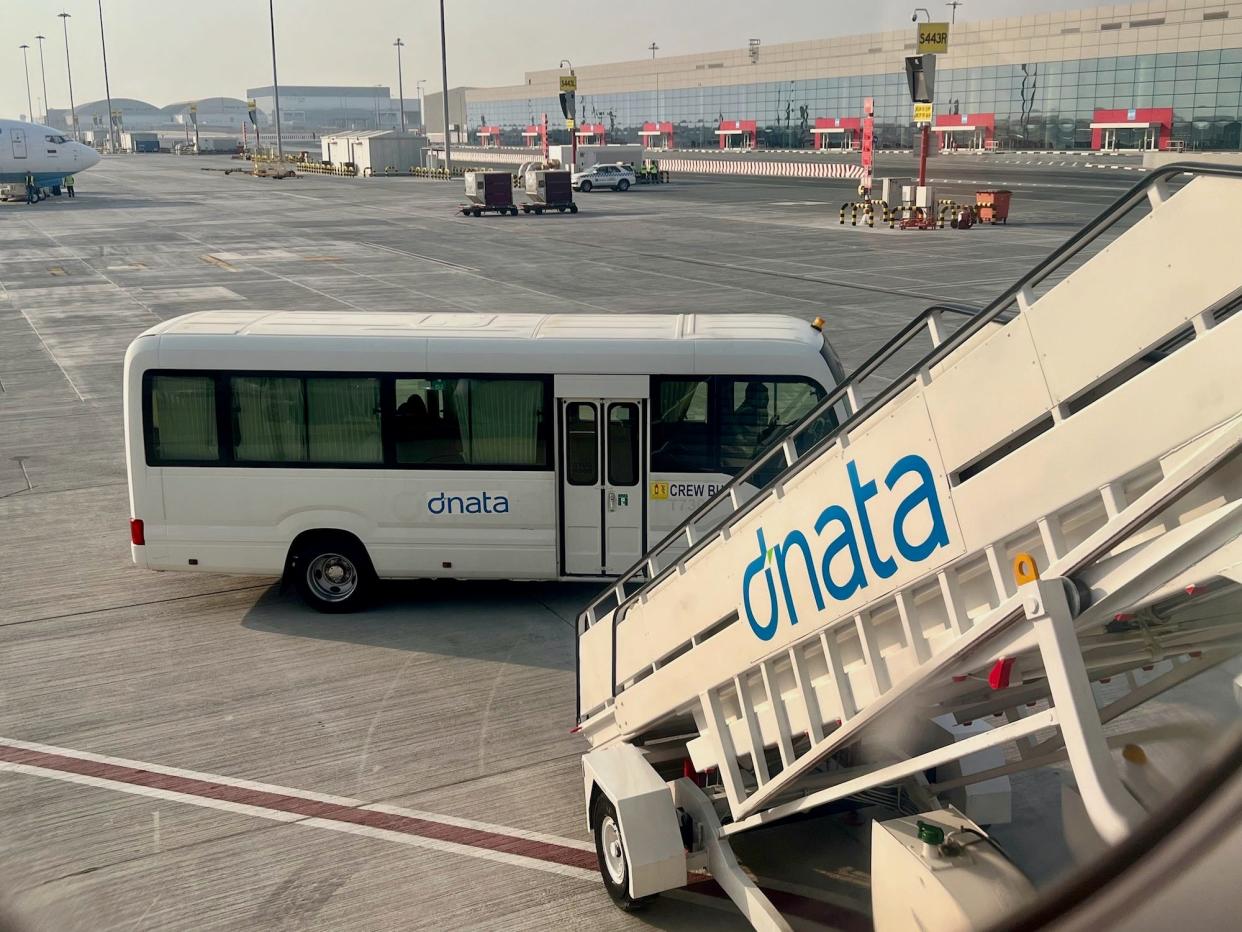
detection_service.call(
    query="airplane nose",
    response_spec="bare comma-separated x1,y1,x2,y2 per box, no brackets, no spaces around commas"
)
78,144,101,168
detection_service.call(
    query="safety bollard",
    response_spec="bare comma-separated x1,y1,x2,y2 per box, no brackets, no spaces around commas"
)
839,202,850,224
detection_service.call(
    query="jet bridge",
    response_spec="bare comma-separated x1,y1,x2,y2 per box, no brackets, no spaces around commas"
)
574,164,1242,930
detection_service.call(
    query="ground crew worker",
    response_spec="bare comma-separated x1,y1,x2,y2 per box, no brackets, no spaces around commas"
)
65,175,75,198
25,172,37,205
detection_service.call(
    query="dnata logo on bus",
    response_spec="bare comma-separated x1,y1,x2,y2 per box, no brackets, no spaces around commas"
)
741,453,949,641
427,491,510,515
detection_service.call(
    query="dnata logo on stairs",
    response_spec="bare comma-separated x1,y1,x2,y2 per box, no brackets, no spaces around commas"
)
427,491,510,515
742,454,949,641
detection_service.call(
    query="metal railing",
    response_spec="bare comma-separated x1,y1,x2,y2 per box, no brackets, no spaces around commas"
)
575,162,1242,720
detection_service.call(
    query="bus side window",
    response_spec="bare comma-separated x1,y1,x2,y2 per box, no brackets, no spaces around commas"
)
651,377,712,472
395,378,463,465
231,376,307,463
393,376,549,468
720,378,826,478
146,373,219,464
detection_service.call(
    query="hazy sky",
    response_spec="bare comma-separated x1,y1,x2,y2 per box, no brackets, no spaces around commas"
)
4,0,1098,120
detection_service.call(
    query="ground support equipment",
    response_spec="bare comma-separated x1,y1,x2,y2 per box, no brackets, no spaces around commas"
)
574,163,1242,930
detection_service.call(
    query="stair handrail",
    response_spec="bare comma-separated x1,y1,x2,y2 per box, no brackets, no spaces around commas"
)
576,163,1242,716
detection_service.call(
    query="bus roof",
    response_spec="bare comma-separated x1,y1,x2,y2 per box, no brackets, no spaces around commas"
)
140,311,823,347
131,311,833,380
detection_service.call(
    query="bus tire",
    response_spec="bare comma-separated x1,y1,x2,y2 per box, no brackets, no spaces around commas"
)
292,533,375,613
591,794,653,912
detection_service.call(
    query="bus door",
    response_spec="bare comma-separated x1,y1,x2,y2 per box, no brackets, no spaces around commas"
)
559,395,645,576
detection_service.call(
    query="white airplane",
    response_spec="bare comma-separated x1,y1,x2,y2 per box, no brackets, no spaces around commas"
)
1,117,101,198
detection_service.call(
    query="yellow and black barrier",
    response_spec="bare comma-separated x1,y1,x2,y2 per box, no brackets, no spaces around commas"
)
848,202,877,228
293,161,357,177
840,201,877,227
937,202,981,228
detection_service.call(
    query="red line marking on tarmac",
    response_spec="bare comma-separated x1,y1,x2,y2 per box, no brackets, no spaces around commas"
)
0,739,871,929
0,742,594,871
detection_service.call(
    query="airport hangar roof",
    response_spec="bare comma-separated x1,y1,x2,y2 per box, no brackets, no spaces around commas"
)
72,98,161,116
160,98,249,116
246,85,392,98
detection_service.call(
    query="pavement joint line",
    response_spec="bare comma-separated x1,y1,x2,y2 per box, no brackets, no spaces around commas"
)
0,737,868,926
15,307,86,403
357,241,479,272
0,583,272,628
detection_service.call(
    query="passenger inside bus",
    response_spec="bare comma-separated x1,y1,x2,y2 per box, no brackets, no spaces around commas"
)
396,387,464,465
394,377,549,467
720,381,775,471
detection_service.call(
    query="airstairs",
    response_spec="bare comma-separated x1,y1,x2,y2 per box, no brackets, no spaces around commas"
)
574,164,1242,931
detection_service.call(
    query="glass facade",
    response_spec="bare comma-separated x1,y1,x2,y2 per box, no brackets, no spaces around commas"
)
467,49,1242,151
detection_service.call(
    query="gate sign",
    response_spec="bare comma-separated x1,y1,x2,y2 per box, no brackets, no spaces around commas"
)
917,22,950,54
1127,108,1137,120
559,75,578,93
914,102,934,124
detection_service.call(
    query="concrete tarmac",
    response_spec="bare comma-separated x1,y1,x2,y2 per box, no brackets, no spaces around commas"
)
0,154,1209,931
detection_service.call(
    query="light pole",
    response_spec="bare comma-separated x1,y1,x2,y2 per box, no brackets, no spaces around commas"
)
911,9,933,189
34,35,50,124
416,79,426,132
268,0,284,159
560,59,576,169
18,45,33,123
438,0,451,173
58,13,77,140
394,38,406,133
97,0,117,152
946,1,963,23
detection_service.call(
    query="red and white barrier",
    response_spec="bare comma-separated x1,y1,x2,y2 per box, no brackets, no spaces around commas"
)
434,148,866,180
659,158,863,179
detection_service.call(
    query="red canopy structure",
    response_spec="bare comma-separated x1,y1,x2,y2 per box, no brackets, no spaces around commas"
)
575,123,606,145
522,123,547,151
639,121,675,149
931,113,995,152
475,125,502,148
716,119,757,150
812,117,862,151
1090,108,1173,151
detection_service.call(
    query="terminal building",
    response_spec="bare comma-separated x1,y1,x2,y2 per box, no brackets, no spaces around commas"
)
246,85,420,133
461,0,1242,151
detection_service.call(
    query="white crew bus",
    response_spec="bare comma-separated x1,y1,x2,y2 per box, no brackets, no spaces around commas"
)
123,311,844,611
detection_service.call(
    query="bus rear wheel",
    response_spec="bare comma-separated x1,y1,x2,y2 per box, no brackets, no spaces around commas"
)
293,535,375,613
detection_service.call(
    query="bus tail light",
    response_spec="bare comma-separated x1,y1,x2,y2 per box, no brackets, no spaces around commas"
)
130,518,145,546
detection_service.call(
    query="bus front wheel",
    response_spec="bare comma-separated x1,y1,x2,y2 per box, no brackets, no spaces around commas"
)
293,534,375,613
